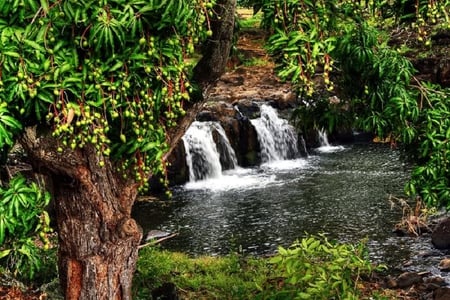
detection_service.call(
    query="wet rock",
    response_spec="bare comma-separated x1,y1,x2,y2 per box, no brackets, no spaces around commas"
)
438,258,450,271
196,111,217,122
432,217,450,249
433,287,450,300
219,115,261,167
235,100,260,119
206,101,238,119
388,272,423,289
424,276,447,291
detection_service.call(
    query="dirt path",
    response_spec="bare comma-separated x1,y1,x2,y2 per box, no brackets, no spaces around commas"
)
206,28,296,107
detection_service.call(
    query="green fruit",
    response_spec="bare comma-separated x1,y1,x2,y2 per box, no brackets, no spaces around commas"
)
120,134,126,143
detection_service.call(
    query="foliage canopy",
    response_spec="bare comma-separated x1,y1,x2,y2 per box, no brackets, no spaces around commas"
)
260,0,450,207
0,0,215,279
0,0,215,190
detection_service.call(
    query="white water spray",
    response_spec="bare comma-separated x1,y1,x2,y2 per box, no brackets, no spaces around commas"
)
317,128,345,153
318,128,331,147
250,105,299,162
182,121,237,182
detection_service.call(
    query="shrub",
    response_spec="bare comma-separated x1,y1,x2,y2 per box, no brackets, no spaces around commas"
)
258,235,381,300
0,175,52,280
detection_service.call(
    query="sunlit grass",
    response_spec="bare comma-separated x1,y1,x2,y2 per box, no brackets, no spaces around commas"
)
241,56,270,67
237,8,262,29
133,246,269,299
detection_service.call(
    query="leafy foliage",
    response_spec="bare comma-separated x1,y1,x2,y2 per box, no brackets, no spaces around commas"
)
262,0,449,95
258,235,380,300
0,175,52,280
0,0,215,190
405,84,450,206
262,0,450,207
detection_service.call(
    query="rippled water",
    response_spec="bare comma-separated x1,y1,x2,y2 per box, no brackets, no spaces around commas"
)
133,143,450,271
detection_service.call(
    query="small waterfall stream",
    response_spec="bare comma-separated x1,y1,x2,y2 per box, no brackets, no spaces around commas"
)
317,128,345,153
183,104,300,182
250,105,298,162
135,103,442,280
182,121,237,181
318,128,331,147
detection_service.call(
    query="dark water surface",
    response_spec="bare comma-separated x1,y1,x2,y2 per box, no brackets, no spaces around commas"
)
132,143,446,271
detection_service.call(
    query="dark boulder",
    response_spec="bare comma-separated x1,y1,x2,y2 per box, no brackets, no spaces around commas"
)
152,282,179,300
196,110,217,122
431,217,450,249
386,272,423,289
166,141,189,186
234,100,261,119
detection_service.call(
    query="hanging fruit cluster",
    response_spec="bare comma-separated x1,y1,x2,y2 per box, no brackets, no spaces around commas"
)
264,0,341,96
0,0,215,189
414,0,450,45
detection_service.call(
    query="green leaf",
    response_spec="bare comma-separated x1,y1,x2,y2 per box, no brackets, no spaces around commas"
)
40,0,49,13
23,39,45,52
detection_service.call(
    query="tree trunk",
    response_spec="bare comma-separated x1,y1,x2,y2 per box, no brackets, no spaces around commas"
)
193,0,237,85
20,127,142,300
166,0,236,159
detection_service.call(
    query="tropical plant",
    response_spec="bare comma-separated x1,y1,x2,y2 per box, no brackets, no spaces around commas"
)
259,235,380,300
404,84,450,207
0,175,52,280
389,195,435,236
0,0,213,188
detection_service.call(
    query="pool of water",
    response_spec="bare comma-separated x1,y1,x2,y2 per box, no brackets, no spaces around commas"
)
136,144,448,270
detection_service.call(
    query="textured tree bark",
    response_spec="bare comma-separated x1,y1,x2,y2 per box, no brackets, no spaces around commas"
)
193,0,236,84
20,127,141,300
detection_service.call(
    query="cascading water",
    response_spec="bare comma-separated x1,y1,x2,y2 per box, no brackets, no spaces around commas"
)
250,104,299,162
182,121,238,182
317,128,345,153
318,128,331,147
212,122,238,171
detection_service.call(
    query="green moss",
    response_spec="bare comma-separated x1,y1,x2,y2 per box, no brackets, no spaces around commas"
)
242,57,269,67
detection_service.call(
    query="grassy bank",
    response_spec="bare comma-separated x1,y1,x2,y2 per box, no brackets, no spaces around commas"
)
133,235,389,300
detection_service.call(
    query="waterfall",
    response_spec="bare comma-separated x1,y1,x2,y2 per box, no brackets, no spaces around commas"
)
316,128,345,153
211,122,238,171
182,121,237,182
318,128,331,147
250,105,298,162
